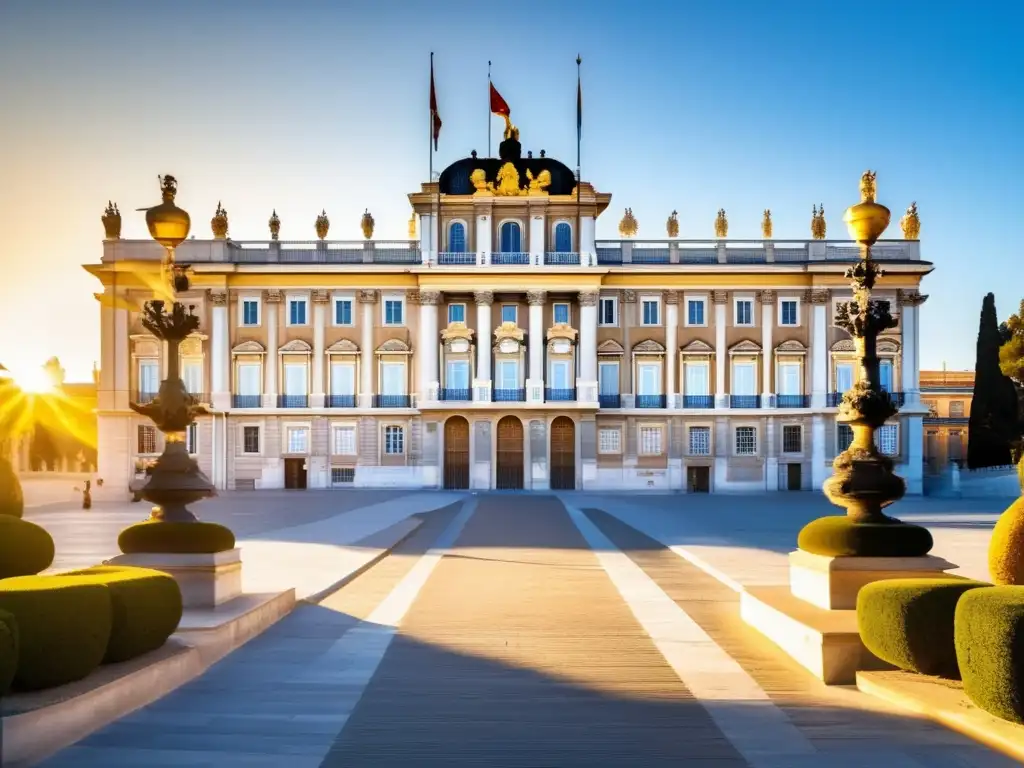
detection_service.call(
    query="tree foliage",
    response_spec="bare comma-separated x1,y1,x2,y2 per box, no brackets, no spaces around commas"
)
999,298,1024,387
968,293,1021,469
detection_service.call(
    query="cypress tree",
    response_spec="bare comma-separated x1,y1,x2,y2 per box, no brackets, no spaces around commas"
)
968,293,1020,468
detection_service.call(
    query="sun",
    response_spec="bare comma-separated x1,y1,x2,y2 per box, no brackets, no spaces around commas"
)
5,364,55,394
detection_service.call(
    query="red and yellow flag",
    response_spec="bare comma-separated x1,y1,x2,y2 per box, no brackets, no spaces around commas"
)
430,57,442,150
489,82,510,118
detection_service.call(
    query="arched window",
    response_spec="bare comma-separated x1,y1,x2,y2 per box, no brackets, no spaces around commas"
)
554,222,572,253
500,221,521,253
448,221,466,253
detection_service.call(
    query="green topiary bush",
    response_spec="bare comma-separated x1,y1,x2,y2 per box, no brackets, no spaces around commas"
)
858,577,988,678
62,566,182,663
989,497,1024,585
798,515,933,557
955,586,1024,724
0,608,18,695
0,575,111,690
118,520,235,555
0,456,24,518
0,515,55,578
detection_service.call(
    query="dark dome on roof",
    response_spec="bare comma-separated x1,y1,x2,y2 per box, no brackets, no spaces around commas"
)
439,137,576,196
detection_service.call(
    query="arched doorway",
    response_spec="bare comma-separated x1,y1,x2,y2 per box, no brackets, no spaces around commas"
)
550,416,576,490
443,416,470,490
495,415,524,490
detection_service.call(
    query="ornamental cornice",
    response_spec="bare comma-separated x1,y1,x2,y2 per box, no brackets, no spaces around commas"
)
711,290,729,304
526,290,547,306
418,290,442,306
474,290,494,306
897,289,928,307
358,289,378,304
578,291,599,307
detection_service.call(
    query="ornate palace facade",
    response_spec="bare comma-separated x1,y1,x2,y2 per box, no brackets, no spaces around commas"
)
90,129,931,494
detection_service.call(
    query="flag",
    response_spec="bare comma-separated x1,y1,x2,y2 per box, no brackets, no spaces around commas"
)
430,58,442,150
489,82,510,117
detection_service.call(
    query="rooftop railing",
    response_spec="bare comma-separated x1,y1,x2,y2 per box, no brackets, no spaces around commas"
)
594,239,918,265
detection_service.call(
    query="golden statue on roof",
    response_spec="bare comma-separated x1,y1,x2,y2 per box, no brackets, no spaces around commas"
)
761,209,772,239
666,210,679,238
860,170,877,203
811,204,827,239
495,162,522,196
900,202,920,240
714,208,728,238
526,168,551,195
619,208,638,238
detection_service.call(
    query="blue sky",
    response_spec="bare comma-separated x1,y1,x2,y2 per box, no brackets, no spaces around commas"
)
1,0,1021,379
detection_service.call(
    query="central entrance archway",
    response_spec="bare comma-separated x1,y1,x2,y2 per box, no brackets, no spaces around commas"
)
549,416,576,490
443,416,470,489
495,415,524,490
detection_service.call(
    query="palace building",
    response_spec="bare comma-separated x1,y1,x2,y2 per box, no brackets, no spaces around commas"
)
89,123,932,495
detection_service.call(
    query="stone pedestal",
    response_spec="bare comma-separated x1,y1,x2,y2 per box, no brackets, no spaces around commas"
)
107,548,243,608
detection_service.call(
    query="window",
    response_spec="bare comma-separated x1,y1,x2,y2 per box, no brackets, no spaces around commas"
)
137,425,157,454
497,359,519,389
501,304,518,324
876,424,899,456
782,425,802,454
500,221,521,252
686,298,706,326
731,361,756,396
778,362,801,396
284,362,307,395
446,360,470,389
734,299,754,326
688,426,711,456
242,426,260,454
639,425,663,455
637,363,661,395
735,426,757,455
779,299,799,326
553,303,570,325
835,362,854,393
384,425,405,455
381,363,406,395
383,296,404,326
185,422,198,454
182,359,203,395
237,363,261,396
684,362,709,395
333,425,356,455
837,424,854,452
641,297,660,325
879,360,894,392
286,427,308,453
330,362,356,395
331,467,355,484
599,362,619,394
598,428,621,454
949,400,965,417
241,298,260,326
288,298,307,326
550,359,571,389
599,297,617,326
448,303,466,324
334,297,353,326
139,360,159,395
554,222,572,253
448,221,466,253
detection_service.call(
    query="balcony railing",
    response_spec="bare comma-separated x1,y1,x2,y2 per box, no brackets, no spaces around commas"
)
544,252,580,266
373,394,411,408
682,395,714,409
232,394,261,409
135,391,158,404
591,239,919,265
636,394,667,409
730,395,761,409
437,251,475,265
439,387,471,401
598,393,621,408
776,394,810,408
278,394,308,408
828,391,905,408
327,394,356,408
545,387,576,402
492,388,526,402
491,252,530,265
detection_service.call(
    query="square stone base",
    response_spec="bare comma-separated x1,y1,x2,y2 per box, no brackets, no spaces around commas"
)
107,549,243,609
789,550,958,610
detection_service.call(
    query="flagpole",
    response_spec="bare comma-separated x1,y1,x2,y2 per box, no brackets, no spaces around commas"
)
575,55,582,259
487,60,492,158
429,52,434,264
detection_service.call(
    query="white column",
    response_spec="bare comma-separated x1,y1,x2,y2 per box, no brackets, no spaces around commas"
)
578,291,599,403
211,292,230,410
901,294,922,404
476,215,491,265
713,292,727,407
765,416,779,491
359,290,376,408
905,415,924,495
529,214,545,265
527,291,546,403
419,214,435,264
419,291,440,403
811,290,828,408
474,291,493,401
760,291,774,405
665,292,678,408
581,215,596,266
263,292,279,407
811,414,827,490
310,291,328,408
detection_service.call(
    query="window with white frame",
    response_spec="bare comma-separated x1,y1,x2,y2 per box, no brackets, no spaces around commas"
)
688,426,711,455
448,303,466,324
641,297,660,325
332,425,356,455
185,422,198,454
599,297,617,326
639,425,663,455
731,361,757,396
554,221,572,253
637,362,661,395
876,424,899,456
686,297,706,326
598,361,619,394
182,359,203,395
383,425,405,455
137,425,157,454
330,361,356,395
782,425,802,454
283,362,308,396
684,361,709,395
837,423,854,452
448,221,467,253
331,467,355,484
383,295,404,326
446,360,470,389
237,362,261,396
138,360,159,396
500,221,522,252
734,298,754,327
777,362,802,395
287,297,308,326
242,425,260,454
241,298,260,326
735,426,757,455
879,359,894,392
598,427,621,454
380,362,406,395
835,361,854,393
553,303,570,325
286,426,309,453
497,359,519,390
779,299,799,326
501,304,517,324
333,297,353,326
549,359,572,390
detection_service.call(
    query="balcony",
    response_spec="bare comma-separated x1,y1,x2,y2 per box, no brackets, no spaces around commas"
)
438,251,475,265
545,388,576,402
135,391,158,404
682,395,714,409
327,394,356,408
491,252,530,266
492,388,526,403
544,252,580,266
438,387,471,402
828,391,905,408
373,394,411,408
598,393,621,408
776,394,810,408
278,394,308,408
730,395,761,409
232,395,261,409
636,395,667,409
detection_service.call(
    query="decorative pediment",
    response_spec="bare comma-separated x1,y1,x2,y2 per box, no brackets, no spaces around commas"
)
632,339,666,355
680,339,714,355
831,339,856,353
774,339,807,356
442,321,475,343
877,338,901,355
729,339,762,355
376,338,412,354
597,339,625,356
179,336,204,357
493,321,525,343
279,339,312,354
548,335,575,355
130,334,160,358
326,338,359,354
546,323,578,343
231,340,265,355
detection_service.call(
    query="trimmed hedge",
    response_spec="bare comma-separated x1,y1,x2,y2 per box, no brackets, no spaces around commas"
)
0,456,24,518
118,520,235,555
988,497,1024,585
0,575,111,691
857,577,988,678
0,515,55,578
798,515,933,557
955,586,1024,724
0,609,18,695
62,566,182,663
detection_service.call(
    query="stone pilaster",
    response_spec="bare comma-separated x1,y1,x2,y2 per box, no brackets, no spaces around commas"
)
474,291,493,401
358,290,377,408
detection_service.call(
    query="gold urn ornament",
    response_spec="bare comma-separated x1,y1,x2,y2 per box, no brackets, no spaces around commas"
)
211,201,229,239
315,209,330,240
666,210,679,238
142,175,191,249
101,201,122,240
761,209,773,239
900,202,920,240
407,211,417,239
843,171,890,246
811,204,827,240
714,208,728,238
268,209,281,240
618,208,638,238
360,209,375,240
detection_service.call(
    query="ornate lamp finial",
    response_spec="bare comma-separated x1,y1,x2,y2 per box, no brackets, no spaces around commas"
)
618,208,638,238
360,209,375,240
900,202,920,240
811,204,827,240
142,174,190,249
102,200,122,240
714,208,728,238
843,170,890,246
666,210,679,238
315,209,330,240
211,201,229,239
761,209,772,239
860,170,878,203
268,209,280,240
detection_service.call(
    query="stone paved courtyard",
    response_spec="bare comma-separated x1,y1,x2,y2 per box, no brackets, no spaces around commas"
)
23,489,1021,766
